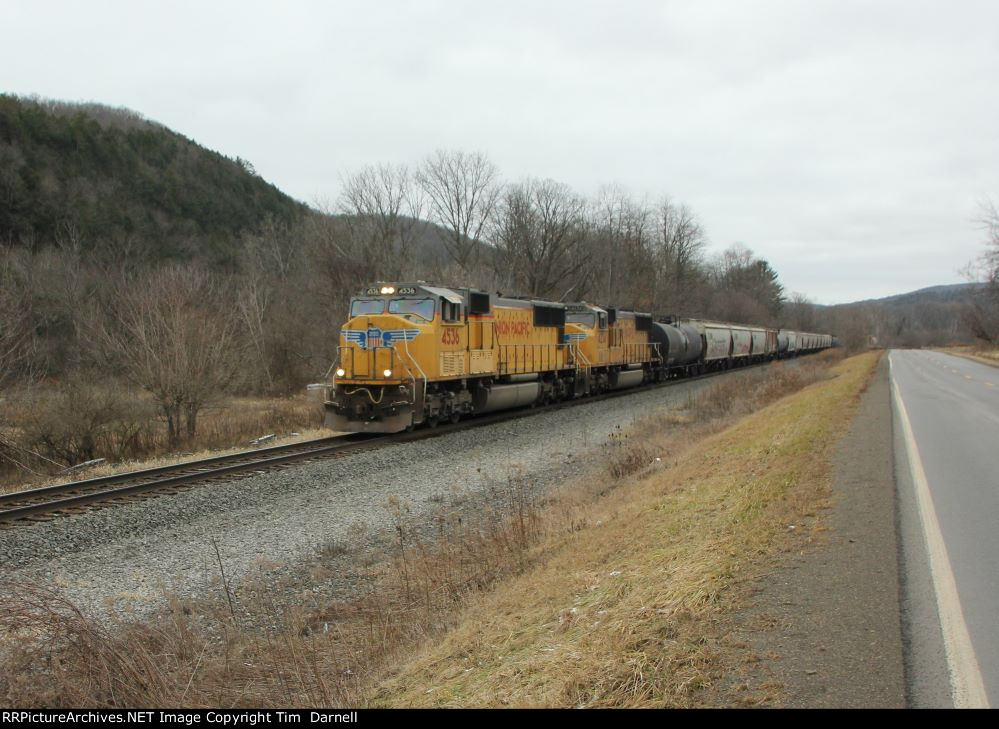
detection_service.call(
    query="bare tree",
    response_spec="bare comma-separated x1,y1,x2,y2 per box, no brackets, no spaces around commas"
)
980,198,999,274
965,198,999,343
490,178,590,299
98,266,241,446
709,244,785,324
236,261,275,389
585,186,654,306
234,218,319,391
338,163,425,279
0,255,31,391
304,208,379,301
783,292,818,331
416,150,501,273
651,197,706,311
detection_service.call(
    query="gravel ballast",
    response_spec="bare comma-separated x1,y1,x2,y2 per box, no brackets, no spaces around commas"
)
0,366,787,622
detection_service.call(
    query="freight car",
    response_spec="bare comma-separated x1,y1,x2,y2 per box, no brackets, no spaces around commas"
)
325,282,834,433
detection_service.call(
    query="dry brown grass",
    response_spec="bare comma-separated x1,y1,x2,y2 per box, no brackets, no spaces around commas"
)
0,351,870,708
370,350,873,707
0,392,327,495
936,344,999,368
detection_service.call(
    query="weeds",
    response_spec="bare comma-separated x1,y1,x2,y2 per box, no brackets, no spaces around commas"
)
0,389,324,493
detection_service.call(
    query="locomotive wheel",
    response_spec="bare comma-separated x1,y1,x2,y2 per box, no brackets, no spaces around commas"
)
427,414,440,428
449,410,461,424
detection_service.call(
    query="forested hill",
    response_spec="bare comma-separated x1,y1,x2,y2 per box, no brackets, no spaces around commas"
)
0,95,309,263
848,282,984,307
810,283,986,348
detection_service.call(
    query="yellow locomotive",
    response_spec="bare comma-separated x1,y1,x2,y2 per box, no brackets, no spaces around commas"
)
564,303,656,391
325,283,655,432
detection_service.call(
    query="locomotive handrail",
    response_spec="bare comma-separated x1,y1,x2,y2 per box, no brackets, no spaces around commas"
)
324,351,341,380
400,335,428,417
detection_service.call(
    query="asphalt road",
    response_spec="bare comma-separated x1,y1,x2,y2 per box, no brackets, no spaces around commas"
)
890,349,999,708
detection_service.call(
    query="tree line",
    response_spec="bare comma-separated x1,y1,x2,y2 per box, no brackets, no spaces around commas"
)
0,148,802,464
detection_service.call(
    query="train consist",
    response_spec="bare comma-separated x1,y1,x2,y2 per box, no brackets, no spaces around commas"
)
325,282,834,433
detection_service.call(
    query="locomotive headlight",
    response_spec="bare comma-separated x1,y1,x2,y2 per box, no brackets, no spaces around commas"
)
335,368,345,377
383,369,393,378
380,286,396,295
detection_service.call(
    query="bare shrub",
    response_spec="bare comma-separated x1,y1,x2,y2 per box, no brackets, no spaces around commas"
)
96,265,242,446
19,381,156,467
193,396,322,451
0,583,180,708
607,428,656,479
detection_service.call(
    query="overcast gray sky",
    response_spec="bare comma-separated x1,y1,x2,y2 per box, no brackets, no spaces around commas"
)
4,0,997,303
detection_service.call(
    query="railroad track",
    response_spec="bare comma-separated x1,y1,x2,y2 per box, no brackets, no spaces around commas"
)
0,434,389,526
0,356,812,527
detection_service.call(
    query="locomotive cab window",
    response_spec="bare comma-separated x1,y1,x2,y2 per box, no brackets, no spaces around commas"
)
350,298,385,317
442,299,462,322
598,312,608,329
389,298,435,322
567,312,596,328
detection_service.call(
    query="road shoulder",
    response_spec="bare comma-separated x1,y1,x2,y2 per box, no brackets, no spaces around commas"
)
725,353,907,707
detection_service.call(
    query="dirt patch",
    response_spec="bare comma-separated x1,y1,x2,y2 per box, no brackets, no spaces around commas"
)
716,353,906,707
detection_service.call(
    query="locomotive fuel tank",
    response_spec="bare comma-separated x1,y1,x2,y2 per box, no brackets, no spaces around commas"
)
472,382,542,414
608,368,645,390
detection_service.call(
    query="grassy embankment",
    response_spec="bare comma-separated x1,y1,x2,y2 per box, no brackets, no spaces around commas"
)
937,344,999,368
370,351,879,707
0,351,878,707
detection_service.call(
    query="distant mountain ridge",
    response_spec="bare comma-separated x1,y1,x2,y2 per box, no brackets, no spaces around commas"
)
825,282,983,347
0,94,309,263
846,282,984,307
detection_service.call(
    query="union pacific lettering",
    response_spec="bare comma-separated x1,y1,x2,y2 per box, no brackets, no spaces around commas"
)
494,320,530,337
493,309,533,340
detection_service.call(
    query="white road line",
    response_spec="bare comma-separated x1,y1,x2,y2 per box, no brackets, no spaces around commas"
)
891,355,990,708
